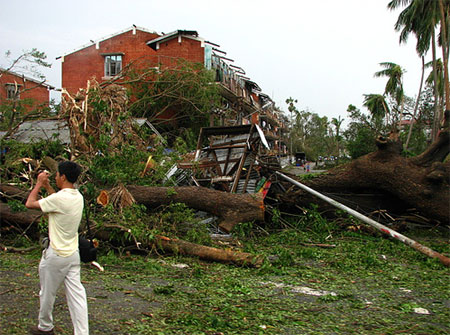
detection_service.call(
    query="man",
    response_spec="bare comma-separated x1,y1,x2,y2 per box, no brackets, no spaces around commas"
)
26,161,89,335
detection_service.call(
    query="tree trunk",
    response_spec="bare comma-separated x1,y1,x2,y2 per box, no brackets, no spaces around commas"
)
127,185,265,233
0,184,30,201
0,184,265,233
438,0,450,110
405,56,425,151
0,202,42,227
155,235,264,267
431,24,442,141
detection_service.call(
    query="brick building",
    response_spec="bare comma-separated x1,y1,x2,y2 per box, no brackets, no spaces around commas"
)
0,68,53,113
60,26,206,96
59,25,288,154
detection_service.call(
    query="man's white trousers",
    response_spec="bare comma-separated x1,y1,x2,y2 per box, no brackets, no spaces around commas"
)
37,246,89,335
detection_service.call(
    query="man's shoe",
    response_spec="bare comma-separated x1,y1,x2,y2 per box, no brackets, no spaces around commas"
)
29,325,55,334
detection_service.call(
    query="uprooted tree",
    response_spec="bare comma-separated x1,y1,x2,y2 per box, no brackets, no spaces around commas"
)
277,112,450,226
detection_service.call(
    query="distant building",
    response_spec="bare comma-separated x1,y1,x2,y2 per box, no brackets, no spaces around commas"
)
0,67,54,113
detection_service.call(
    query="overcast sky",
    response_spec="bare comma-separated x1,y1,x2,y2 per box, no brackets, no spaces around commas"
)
0,0,427,126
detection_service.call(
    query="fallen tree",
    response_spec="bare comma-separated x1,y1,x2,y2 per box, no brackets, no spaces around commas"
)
126,185,265,233
0,202,42,228
155,235,264,267
1,184,265,234
1,115,448,267
277,118,450,226
0,199,264,267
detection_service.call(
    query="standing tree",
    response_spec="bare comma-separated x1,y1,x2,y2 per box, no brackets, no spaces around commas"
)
1,49,51,80
363,93,391,125
387,0,430,150
437,0,449,111
290,107,331,161
285,97,298,163
331,116,344,163
425,58,445,121
405,56,425,151
344,104,383,159
388,0,449,141
374,62,406,127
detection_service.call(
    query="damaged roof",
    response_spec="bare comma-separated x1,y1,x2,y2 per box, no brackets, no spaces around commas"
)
147,30,201,50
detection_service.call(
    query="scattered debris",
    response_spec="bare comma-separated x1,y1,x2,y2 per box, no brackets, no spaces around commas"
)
260,281,337,297
171,263,189,269
413,308,430,315
90,261,105,272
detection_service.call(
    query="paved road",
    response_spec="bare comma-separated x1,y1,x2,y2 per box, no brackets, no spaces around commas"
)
283,162,326,175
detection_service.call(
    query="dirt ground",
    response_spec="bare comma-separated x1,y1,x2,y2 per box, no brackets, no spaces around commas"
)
1,251,165,334
1,247,449,335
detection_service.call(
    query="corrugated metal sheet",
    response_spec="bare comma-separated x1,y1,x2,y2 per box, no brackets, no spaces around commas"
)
10,120,71,144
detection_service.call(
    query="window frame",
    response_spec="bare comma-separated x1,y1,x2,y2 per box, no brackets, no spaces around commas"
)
5,83,22,100
103,53,123,78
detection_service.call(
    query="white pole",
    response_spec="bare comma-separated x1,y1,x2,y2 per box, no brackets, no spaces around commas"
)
276,171,450,267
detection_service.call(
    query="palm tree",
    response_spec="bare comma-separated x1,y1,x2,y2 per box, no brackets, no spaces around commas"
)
388,0,449,140
374,62,405,122
425,59,445,104
388,0,433,149
285,97,298,163
363,94,391,125
438,0,449,111
405,56,425,151
331,116,344,163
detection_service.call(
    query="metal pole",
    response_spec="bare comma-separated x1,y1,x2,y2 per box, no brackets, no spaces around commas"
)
290,110,293,165
276,171,450,267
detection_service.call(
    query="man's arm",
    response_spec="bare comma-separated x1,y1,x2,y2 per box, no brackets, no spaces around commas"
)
25,171,54,209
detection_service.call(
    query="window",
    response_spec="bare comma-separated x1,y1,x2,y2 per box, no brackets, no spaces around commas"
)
104,54,122,77
5,83,21,100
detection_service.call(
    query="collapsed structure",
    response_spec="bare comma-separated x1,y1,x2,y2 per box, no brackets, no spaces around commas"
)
167,124,276,194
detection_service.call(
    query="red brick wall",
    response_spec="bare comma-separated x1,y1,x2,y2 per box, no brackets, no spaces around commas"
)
62,29,160,95
157,36,204,68
0,72,50,112
62,29,206,95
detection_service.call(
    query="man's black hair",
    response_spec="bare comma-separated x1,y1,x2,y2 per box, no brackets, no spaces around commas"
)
58,161,81,183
